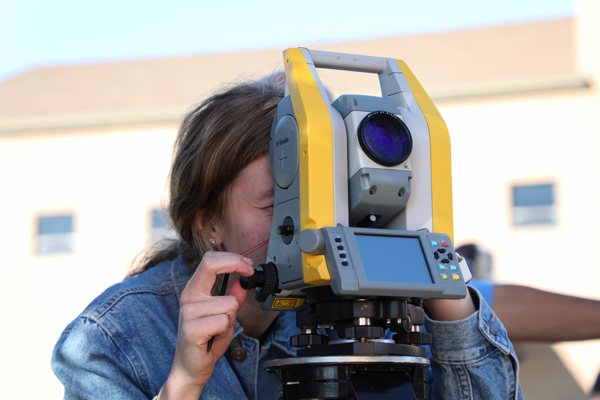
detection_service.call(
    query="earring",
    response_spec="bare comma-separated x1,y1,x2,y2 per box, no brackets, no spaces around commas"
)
209,239,215,245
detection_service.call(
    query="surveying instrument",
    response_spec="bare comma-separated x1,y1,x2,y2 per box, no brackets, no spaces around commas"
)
240,48,471,400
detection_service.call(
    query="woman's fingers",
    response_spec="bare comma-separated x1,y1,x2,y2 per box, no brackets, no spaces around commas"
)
181,252,254,304
180,295,240,329
226,278,248,310
181,314,232,347
167,251,256,392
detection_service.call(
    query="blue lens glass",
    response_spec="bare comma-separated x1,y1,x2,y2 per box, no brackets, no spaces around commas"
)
360,113,412,166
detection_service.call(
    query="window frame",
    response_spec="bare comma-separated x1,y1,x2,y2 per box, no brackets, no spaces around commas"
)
149,207,177,245
510,181,557,228
35,212,76,255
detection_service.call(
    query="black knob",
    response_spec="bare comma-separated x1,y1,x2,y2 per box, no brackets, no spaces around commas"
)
239,269,265,290
276,225,294,235
239,263,279,303
290,334,329,348
255,262,279,302
276,216,295,245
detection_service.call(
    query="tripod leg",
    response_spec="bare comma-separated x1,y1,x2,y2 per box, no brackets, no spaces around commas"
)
351,374,418,400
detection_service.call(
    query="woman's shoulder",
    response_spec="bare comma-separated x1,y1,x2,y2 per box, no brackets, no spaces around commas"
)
53,257,185,366
52,258,186,397
78,258,187,327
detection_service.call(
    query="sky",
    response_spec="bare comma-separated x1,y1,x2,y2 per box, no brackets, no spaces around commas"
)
0,0,575,81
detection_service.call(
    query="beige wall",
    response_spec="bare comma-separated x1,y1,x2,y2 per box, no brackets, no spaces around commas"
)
445,87,600,393
447,88,600,294
0,125,177,398
445,3,600,389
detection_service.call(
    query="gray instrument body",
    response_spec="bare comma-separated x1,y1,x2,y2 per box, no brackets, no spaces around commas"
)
298,227,467,299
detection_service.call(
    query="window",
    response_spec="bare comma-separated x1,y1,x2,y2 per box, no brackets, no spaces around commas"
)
150,208,177,244
512,183,556,227
37,214,74,254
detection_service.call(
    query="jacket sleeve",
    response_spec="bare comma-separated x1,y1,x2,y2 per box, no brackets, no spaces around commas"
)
426,287,524,400
51,316,153,400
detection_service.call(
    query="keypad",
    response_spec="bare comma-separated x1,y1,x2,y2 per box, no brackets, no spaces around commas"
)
429,235,461,284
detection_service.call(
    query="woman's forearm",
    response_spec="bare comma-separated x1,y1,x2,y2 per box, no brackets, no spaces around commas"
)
423,289,477,321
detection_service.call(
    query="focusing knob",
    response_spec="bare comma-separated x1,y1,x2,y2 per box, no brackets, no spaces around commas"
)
239,269,265,290
245,262,279,302
239,263,280,302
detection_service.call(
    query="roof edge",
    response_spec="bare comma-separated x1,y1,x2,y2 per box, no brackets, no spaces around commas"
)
0,108,184,136
429,73,589,101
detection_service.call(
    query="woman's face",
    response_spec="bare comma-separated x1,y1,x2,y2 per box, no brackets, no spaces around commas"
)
218,155,274,266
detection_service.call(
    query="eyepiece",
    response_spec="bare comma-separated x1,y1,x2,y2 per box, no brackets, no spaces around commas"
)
239,269,265,290
358,111,412,166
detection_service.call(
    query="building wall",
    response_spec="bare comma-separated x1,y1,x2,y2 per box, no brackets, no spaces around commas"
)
0,124,177,398
446,87,600,394
448,88,600,294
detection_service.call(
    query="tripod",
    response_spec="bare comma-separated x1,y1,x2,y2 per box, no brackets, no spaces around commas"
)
267,287,432,400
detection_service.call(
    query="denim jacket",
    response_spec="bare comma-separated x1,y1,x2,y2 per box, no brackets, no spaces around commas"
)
52,257,523,399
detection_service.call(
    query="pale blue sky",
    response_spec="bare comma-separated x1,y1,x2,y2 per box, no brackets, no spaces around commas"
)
0,0,574,81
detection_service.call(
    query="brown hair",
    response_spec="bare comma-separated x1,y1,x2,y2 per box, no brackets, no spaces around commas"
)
129,73,284,276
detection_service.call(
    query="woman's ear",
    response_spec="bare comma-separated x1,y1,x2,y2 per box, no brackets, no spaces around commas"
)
194,211,223,245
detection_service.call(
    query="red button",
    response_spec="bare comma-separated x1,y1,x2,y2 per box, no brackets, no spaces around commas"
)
442,242,448,247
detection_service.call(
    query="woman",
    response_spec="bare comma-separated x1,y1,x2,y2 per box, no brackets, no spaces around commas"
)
52,74,523,399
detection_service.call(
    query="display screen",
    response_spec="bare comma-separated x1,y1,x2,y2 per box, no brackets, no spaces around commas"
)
354,234,433,284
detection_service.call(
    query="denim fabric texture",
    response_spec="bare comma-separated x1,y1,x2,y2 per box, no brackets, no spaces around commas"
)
426,287,523,399
52,256,523,399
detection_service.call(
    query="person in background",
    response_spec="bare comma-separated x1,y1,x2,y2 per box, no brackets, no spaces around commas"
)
592,373,600,400
459,243,600,398
457,243,600,342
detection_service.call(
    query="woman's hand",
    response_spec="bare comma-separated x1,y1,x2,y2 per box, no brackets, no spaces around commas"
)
158,251,255,400
423,252,477,322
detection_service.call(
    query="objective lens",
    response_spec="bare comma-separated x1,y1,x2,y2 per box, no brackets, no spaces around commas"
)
358,111,412,166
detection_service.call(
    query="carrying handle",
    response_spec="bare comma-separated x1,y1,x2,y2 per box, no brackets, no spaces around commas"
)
307,49,390,74
300,48,406,102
